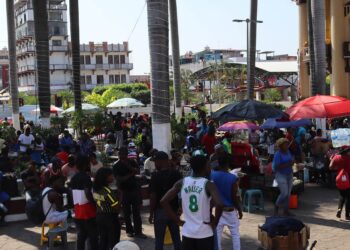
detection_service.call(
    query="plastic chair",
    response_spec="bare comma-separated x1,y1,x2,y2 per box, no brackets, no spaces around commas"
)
40,221,68,249
243,189,264,213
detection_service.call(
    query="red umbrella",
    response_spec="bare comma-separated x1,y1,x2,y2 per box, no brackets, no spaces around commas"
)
218,121,259,131
286,95,350,120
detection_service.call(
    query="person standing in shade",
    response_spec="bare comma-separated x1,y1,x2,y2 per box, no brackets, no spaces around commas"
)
149,151,182,250
113,147,146,239
18,127,34,155
211,154,243,250
114,112,124,150
93,168,121,250
161,155,224,250
272,138,294,216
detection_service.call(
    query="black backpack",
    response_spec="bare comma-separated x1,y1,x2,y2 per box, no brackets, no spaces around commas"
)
25,189,53,225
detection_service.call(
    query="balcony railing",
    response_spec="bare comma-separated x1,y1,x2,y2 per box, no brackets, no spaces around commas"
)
18,64,72,73
16,45,68,54
48,3,67,10
18,65,36,73
80,63,133,70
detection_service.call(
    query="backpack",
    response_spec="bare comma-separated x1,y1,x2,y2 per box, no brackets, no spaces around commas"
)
25,189,53,225
336,169,350,190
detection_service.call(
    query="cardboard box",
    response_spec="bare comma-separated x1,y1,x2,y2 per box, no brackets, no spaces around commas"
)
258,225,310,250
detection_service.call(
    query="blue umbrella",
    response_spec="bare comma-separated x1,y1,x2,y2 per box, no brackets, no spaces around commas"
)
261,118,312,129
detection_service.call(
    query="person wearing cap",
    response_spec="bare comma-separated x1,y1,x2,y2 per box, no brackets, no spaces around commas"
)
149,151,182,250
272,138,294,216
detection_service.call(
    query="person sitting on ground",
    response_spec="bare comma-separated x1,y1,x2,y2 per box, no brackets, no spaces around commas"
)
61,154,78,182
42,175,69,224
143,149,158,176
90,153,103,178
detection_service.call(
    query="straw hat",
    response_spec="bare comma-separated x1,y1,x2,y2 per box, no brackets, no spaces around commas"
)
276,138,290,148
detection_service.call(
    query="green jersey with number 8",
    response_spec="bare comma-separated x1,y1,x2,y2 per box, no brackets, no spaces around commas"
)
181,176,213,239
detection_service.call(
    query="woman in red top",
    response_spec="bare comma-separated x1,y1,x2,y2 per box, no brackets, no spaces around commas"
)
330,147,350,220
201,126,217,155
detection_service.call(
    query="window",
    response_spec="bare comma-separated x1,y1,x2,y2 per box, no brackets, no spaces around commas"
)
52,40,62,46
120,55,125,64
108,55,113,64
96,55,103,64
80,76,85,85
115,75,120,84
80,56,85,65
97,75,104,84
114,55,119,64
24,14,26,22
120,74,126,83
53,26,60,35
86,75,92,84
109,75,114,84
85,55,91,65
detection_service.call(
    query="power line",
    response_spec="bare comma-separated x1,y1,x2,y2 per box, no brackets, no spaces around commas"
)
127,1,146,42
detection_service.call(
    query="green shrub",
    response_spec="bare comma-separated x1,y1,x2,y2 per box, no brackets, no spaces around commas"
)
131,90,151,104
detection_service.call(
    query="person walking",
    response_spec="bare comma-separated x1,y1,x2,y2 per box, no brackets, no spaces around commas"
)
93,168,121,250
330,147,350,220
161,155,223,250
149,151,182,250
211,154,243,250
272,138,294,216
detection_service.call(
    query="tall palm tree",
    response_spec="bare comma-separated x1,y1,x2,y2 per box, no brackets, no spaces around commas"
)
147,0,171,152
310,0,326,95
6,0,20,130
169,0,181,117
247,0,258,99
307,0,317,95
69,0,82,111
33,0,51,127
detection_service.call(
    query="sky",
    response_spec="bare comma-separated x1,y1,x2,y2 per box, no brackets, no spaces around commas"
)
0,0,298,75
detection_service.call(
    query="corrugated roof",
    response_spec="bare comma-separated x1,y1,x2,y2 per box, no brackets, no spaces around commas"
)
228,60,298,73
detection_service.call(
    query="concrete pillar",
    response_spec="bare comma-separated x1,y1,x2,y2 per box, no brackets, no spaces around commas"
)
298,2,310,98
330,0,349,97
255,91,261,101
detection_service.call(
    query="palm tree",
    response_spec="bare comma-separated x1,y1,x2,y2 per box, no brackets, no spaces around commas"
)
310,0,326,95
147,0,171,152
6,0,20,130
169,0,181,117
69,0,82,111
307,0,317,95
33,0,51,127
247,0,258,99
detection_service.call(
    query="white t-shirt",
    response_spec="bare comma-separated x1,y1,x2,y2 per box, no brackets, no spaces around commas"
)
143,157,156,174
18,134,35,152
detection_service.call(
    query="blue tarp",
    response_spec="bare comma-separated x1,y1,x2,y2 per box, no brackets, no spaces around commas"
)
261,119,312,129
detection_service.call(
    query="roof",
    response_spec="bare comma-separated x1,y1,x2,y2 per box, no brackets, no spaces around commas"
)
228,60,298,73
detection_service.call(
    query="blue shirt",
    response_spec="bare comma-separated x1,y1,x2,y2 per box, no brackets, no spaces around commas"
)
211,170,238,207
294,127,306,145
272,150,293,175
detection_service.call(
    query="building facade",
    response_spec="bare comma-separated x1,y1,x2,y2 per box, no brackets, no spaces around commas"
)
13,0,132,93
0,48,9,89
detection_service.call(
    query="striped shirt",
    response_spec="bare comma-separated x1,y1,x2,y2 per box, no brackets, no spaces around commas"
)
93,187,119,214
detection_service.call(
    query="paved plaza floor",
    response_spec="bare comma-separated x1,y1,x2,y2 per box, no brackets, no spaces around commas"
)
0,183,349,250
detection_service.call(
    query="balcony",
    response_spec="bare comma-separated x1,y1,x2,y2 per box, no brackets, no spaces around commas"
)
16,45,35,55
48,3,67,10
80,63,133,71
50,45,69,52
18,65,36,73
17,64,72,73
14,0,28,8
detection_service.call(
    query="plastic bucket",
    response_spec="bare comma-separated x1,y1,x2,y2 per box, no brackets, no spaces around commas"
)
289,194,298,209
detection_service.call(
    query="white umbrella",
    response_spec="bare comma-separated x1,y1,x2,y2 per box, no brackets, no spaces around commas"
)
32,105,63,114
107,98,144,108
62,103,100,114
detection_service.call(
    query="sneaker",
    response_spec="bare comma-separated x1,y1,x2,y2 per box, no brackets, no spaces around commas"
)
134,233,147,239
126,233,135,237
336,210,341,219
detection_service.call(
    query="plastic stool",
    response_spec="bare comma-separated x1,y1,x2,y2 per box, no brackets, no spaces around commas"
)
41,221,68,249
243,189,264,213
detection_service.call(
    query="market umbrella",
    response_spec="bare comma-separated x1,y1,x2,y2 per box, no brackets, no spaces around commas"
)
217,121,260,131
261,118,312,129
32,105,63,114
61,103,100,115
214,99,287,120
107,98,144,108
211,102,237,120
286,95,350,120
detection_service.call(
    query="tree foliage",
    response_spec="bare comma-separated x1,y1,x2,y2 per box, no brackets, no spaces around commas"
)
264,88,282,102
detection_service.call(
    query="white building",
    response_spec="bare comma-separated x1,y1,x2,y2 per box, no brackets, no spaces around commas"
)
13,0,132,93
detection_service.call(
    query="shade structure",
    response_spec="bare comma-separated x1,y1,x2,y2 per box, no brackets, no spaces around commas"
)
107,98,144,108
213,99,287,120
286,95,350,120
211,102,237,120
62,103,99,114
32,105,63,114
218,121,260,131
261,118,312,129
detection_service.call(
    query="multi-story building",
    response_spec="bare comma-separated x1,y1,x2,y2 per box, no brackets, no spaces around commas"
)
13,0,133,93
80,42,133,90
0,48,9,89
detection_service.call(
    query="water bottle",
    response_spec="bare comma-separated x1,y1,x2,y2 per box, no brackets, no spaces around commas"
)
63,193,68,207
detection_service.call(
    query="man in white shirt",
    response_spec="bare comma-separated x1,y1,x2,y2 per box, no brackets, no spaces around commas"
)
143,149,158,176
18,127,35,154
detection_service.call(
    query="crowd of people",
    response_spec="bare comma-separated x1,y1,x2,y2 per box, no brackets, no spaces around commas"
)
0,111,350,250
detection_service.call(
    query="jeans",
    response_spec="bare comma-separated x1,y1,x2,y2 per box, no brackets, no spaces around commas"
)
338,189,350,217
122,190,143,234
96,213,121,250
182,236,214,250
216,211,240,250
275,172,293,209
75,218,98,250
154,209,181,250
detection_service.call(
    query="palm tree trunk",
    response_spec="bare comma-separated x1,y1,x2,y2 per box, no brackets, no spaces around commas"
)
169,0,181,117
308,0,317,95
247,0,258,100
147,0,171,152
6,0,20,130
33,0,51,127
69,0,82,111
311,0,326,95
